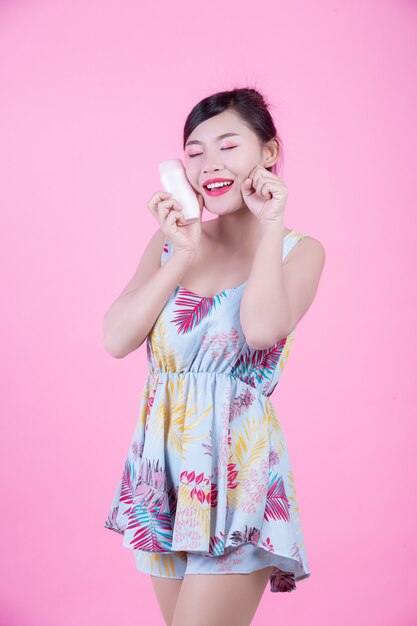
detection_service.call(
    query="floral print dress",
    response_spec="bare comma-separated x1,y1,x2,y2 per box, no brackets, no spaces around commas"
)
105,228,311,593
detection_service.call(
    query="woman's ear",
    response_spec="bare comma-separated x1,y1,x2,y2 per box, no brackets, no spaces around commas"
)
263,137,280,169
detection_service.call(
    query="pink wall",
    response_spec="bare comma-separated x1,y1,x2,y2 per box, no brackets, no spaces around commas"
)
1,0,416,624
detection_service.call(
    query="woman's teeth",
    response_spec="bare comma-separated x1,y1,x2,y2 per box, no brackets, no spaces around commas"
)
206,181,233,190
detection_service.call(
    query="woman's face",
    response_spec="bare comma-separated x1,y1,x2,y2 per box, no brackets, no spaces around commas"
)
184,109,270,215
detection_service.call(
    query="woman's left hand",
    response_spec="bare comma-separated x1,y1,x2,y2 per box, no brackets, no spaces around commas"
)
240,165,288,224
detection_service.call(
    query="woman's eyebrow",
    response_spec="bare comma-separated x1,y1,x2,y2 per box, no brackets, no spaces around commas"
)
185,132,240,147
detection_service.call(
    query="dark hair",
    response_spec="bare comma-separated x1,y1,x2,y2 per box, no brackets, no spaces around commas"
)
183,87,283,175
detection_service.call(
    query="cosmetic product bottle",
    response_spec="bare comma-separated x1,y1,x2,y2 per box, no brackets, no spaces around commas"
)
158,159,200,224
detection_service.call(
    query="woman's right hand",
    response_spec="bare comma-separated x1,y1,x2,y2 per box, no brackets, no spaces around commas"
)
146,191,204,257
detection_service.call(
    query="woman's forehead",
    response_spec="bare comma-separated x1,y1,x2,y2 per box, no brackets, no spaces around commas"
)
188,114,253,143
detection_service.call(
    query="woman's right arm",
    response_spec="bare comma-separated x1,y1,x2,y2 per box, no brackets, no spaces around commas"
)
103,190,203,358
102,233,195,358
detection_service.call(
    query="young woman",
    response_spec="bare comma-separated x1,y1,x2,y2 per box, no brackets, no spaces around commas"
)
104,87,325,626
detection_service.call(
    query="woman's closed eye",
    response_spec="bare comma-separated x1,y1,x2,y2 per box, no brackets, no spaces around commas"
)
188,146,237,158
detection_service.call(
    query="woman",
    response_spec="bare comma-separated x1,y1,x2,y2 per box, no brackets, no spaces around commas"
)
104,87,325,626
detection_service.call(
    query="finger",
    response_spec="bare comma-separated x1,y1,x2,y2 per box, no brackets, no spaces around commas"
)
147,192,173,217
158,206,170,224
153,191,173,203
251,169,277,188
148,191,173,210
254,175,282,197
249,165,267,185
156,201,181,223
158,198,183,212
240,178,255,196
247,168,270,191
165,210,183,225
261,184,287,200
251,172,275,188
259,181,275,198
248,164,262,179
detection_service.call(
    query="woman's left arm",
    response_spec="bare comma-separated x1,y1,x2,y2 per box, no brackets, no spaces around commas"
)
240,218,325,350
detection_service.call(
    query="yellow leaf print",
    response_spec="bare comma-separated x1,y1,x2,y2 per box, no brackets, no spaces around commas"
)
148,312,183,372
266,399,286,459
159,376,214,460
228,415,269,509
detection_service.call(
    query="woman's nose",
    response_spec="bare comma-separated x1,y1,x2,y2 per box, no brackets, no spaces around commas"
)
202,161,224,174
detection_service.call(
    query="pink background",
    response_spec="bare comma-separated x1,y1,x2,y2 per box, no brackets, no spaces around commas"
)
1,0,416,624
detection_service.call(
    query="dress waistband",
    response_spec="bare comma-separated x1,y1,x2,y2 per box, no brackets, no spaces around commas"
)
147,369,271,398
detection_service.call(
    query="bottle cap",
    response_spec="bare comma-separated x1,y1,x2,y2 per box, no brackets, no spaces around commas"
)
158,159,184,175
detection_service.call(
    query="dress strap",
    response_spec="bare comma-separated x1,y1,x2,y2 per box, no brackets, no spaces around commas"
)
283,230,309,263
160,237,174,266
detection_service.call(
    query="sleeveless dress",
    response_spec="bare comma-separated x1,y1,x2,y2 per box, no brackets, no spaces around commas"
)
104,228,311,593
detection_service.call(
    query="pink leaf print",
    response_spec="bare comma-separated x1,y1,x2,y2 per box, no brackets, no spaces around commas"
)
201,332,210,350
269,448,280,467
241,501,256,513
218,331,229,347
208,482,218,507
171,288,226,334
229,327,240,344
195,472,204,485
262,536,275,553
231,338,287,388
227,387,256,422
270,569,297,592
227,462,239,490
264,473,290,522
208,531,225,556
180,470,195,484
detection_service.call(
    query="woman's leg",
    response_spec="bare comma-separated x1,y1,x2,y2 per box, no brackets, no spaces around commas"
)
171,565,274,626
150,576,184,626
135,550,187,626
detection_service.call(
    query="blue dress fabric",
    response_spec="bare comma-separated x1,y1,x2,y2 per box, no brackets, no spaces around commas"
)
105,228,311,593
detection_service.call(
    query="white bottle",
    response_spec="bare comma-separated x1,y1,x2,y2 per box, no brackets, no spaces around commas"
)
158,159,200,225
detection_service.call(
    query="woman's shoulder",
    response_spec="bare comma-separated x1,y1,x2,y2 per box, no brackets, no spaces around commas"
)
285,228,326,266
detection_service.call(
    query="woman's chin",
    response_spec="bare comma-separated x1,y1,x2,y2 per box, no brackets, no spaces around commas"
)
204,206,233,216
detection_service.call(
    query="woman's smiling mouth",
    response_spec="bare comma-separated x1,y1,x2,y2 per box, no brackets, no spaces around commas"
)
203,180,235,196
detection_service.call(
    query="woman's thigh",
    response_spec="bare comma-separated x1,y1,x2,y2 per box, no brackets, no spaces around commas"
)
134,549,188,626
171,565,275,626
150,575,183,626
